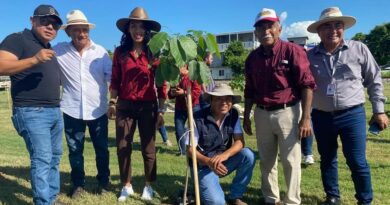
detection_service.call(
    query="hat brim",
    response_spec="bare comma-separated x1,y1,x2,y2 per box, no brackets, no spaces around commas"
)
307,16,356,33
204,92,241,104
60,22,96,30
116,18,161,33
253,17,279,27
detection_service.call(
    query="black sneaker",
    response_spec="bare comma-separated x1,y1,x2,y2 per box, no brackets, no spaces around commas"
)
71,186,85,199
322,197,341,205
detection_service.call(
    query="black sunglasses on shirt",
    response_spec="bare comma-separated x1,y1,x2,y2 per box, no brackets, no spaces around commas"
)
36,16,62,30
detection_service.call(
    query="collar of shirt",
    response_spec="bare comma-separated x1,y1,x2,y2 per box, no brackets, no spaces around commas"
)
258,38,282,56
315,39,349,55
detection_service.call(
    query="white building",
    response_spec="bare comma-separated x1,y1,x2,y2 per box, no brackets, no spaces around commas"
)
210,30,260,80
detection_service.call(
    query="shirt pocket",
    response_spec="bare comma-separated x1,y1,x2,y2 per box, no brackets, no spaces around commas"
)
272,64,290,90
338,64,361,80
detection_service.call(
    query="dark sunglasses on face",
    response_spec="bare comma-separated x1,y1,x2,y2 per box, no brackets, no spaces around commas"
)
37,16,62,30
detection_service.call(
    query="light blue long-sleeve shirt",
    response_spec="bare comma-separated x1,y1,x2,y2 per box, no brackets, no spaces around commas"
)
307,40,386,113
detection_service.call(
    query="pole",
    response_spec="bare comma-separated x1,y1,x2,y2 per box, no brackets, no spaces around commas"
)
186,87,200,205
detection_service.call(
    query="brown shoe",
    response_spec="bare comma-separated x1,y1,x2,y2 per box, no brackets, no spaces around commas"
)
228,198,248,205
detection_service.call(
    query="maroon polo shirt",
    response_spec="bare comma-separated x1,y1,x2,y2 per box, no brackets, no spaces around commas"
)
110,48,167,101
168,74,201,111
244,39,316,106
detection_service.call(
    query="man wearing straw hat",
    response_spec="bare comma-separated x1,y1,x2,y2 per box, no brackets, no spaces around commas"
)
186,83,255,205
53,9,112,198
0,5,66,205
307,7,388,205
244,8,316,205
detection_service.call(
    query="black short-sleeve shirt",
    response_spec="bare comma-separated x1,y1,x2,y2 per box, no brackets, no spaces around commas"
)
0,29,61,107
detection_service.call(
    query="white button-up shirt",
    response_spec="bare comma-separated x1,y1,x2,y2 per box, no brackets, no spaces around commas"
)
54,40,112,120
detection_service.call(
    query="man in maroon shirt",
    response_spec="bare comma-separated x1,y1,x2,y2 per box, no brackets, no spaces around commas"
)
243,8,316,205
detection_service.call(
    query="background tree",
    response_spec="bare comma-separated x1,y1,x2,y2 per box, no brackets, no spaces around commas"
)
222,41,249,91
352,23,390,65
352,32,366,42
365,23,390,65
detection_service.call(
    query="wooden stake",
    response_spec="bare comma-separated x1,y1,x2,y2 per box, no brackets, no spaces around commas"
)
186,87,200,205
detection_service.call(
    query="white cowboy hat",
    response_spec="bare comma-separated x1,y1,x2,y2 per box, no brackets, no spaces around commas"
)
204,83,241,104
116,7,161,33
307,7,356,33
61,10,95,30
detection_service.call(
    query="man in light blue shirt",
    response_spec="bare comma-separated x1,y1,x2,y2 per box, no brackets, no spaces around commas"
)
307,7,388,205
53,10,112,198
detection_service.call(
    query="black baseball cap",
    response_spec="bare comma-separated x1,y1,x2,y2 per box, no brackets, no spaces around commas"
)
33,4,63,25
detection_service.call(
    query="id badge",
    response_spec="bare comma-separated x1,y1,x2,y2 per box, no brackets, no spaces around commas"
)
326,83,335,97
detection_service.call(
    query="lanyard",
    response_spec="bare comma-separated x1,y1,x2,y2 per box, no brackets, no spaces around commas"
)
322,50,342,77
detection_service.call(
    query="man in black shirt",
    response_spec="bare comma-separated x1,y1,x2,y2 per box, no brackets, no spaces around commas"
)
0,5,65,205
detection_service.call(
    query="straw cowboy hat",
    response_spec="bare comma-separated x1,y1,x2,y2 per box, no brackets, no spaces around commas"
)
60,10,95,30
116,7,161,33
204,83,241,104
307,7,356,33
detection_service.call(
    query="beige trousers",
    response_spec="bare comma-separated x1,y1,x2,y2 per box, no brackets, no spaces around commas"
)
254,103,301,205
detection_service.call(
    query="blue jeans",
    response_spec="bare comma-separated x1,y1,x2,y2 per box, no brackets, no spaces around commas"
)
196,148,255,205
312,105,372,204
158,125,168,142
63,113,110,188
174,105,201,155
11,107,63,205
301,135,313,156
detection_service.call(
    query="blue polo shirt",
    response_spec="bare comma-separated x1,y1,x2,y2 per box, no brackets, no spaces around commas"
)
0,29,61,107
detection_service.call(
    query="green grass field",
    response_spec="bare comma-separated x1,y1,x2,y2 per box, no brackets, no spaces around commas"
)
0,85,389,205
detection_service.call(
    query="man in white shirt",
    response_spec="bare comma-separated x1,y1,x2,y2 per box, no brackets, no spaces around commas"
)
53,10,112,198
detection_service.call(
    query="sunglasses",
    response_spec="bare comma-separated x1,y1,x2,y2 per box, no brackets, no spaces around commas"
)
37,16,62,30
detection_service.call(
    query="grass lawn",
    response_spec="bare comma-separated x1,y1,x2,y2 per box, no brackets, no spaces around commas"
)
0,84,389,205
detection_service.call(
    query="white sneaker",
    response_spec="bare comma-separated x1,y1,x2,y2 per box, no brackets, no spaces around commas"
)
141,186,154,200
165,140,173,147
303,155,315,165
118,186,134,202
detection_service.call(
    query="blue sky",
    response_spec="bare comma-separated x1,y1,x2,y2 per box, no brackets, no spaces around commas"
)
1,0,389,50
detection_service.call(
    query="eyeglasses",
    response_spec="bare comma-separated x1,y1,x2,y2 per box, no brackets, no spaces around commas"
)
37,16,62,30
319,22,344,31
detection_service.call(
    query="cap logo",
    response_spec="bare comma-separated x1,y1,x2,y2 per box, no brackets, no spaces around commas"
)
49,8,56,15
261,10,271,16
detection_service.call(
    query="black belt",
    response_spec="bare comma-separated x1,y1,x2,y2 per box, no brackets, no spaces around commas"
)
257,101,298,111
313,104,363,116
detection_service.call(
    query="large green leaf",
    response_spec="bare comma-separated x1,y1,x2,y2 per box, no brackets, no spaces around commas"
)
148,32,169,56
159,57,171,80
198,61,211,85
155,62,165,87
197,36,207,60
169,37,186,68
205,33,221,58
188,60,199,81
178,36,197,61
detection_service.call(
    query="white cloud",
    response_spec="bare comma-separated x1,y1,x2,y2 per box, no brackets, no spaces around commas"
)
281,21,321,44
